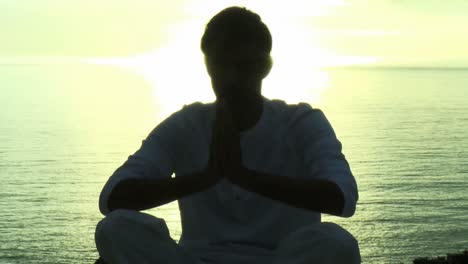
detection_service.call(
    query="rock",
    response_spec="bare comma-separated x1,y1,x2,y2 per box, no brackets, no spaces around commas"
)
413,250,468,264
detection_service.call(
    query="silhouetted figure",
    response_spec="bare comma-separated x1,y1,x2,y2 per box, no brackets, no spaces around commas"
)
95,6,360,264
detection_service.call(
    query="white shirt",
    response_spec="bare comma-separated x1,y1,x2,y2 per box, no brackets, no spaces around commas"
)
99,95,358,256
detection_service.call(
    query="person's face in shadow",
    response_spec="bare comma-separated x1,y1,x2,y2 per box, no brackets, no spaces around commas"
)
205,42,271,103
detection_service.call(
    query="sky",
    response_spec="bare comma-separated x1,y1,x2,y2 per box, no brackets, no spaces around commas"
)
1,0,468,67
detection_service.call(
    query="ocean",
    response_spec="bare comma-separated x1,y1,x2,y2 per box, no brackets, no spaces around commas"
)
1,64,467,263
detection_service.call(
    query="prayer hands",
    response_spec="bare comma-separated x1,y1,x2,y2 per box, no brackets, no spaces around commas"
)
206,99,245,185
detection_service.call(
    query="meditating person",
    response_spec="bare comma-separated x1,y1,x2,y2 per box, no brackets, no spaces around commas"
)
95,6,361,264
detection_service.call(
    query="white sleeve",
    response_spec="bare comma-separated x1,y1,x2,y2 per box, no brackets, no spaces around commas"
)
294,103,359,217
98,107,187,215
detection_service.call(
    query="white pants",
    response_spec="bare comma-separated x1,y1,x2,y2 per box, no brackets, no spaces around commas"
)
95,209,361,264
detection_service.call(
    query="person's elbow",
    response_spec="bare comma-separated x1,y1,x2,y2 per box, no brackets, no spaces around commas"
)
98,191,111,216
98,176,129,216
98,182,118,216
339,189,358,218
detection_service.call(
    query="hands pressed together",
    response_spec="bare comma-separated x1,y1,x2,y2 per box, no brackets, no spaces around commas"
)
205,100,247,186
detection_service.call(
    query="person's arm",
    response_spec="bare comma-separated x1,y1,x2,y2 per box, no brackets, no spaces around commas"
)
104,102,228,213
107,169,216,212
99,107,195,215
224,103,357,217
231,169,344,215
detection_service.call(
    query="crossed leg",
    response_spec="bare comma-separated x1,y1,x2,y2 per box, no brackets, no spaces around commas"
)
95,209,203,264
273,222,361,264
95,210,360,264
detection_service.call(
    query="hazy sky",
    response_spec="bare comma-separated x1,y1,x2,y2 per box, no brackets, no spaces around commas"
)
1,0,468,67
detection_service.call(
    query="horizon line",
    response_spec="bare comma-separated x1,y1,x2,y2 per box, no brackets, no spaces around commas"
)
1,62,467,70
0,58,467,71
324,65,468,71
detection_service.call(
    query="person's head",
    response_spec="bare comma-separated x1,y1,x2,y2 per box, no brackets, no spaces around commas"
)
201,7,273,101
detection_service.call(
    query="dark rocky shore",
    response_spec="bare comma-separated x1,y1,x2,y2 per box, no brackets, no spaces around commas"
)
413,250,468,264
95,250,468,264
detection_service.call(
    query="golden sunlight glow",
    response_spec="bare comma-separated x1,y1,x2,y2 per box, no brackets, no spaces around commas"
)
86,0,379,118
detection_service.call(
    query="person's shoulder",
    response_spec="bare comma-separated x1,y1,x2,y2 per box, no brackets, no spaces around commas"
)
182,101,211,109
175,101,214,127
180,101,213,117
157,101,210,127
269,97,321,111
268,98,324,122
168,101,211,117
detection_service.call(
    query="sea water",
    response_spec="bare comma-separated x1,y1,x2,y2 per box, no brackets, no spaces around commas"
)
1,64,467,263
